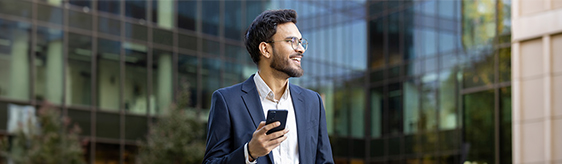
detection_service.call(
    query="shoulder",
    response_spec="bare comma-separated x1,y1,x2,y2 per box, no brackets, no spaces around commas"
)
289,83,321,100
214,83,244,97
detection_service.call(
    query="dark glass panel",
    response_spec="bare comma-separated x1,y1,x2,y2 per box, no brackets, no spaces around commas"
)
37,4,63,25
98,16,121,36
499,48,511,82
0,102,7,130
224,1,242,40
500,87,512,163
124,145,138,164
97,0,120,15
202,1,220,36
463,90,495,163
95,143,120,163
67,33,92,106
125,0,146,20
332,136,349,157
371,87,383,138
439,129,459,151
333,81,349,136
202,39,220,56
388,12,401,66
68,9,92,30
67,109,91,136
385,83,403,135
245,1,262,27
0,20,31,101
68,0,91,8
96,38,121,111
202,58,221,110
370,138,384,157
178,34,197,51
369,17,385,70
152,49,174,115
350,138,366,158
35,27,64,104
177,54,198,109
225,44,246,61
177,1,197,31
123,43,148,115
224,61,243,86
370,70,384,83
404,7,416,60
152,28,173,46
125,115,148,140
125,23,148,41
462,54,494,88
95,112,120,139
369,1,385,16
0,0,32,19
388,137,401,156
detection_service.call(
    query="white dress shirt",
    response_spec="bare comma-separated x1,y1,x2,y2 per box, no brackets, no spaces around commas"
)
244,72,300,164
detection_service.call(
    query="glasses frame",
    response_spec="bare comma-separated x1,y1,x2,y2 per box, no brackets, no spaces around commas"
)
265,37,308,51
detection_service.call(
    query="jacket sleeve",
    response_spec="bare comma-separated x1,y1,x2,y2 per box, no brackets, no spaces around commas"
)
315,93,335,164
203,90,246,164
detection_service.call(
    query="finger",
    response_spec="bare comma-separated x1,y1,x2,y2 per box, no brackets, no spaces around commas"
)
267,135,288,148
259,121,280,134
266,129,289,140
256,121,266,131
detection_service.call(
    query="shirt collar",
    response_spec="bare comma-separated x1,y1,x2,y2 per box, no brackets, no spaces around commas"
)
253,72,290,102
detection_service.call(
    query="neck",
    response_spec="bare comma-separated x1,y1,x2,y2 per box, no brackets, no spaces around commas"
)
258,70,289,100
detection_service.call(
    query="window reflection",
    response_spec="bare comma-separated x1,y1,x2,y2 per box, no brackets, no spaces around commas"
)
177,1,196,31
439,70,457,130
152,28,173,46
97,38,121,111
500,87,512,163
68,0,91,8
124,43,148,115
95,143,120,163
202,58,221,110
125,23,148,41
403,80,419,134
0,0,32,19
68,9,92,30
224,61,243,86
35,27,64,104
0,20,31,101
202,1,220,36
152,1,173,29
152,49,173,115
97,0,120,15
224,1,242,40
177,54,198,110
37,4,63,25
98,16,121,36
96,112,120,139
463,90,495,163
388,13,401,65
350,85,365,138
125,115,147,140
67,33,92,106
68,109,91,136
125,0,146,20
371,87,383,138
385,83,402,135
420,80,437,131
369,18,384,70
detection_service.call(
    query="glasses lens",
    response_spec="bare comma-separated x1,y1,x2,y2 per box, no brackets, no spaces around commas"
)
293,38,308,50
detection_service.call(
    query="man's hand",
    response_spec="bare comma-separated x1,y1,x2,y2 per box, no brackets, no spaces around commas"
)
247,121,289,161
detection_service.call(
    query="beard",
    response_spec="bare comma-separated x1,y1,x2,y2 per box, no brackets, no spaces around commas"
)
270,50,304,77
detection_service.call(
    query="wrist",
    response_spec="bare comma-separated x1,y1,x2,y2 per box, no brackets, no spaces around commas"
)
247,145,256,161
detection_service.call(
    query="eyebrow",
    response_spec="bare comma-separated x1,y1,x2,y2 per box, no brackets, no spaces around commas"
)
284,36,301,40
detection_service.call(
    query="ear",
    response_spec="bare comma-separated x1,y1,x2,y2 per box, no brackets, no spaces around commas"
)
259,42,271,59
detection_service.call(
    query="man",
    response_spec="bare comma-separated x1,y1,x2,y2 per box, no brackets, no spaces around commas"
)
203,9,334,164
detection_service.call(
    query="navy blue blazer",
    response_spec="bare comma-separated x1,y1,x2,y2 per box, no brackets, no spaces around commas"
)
203,74,334,164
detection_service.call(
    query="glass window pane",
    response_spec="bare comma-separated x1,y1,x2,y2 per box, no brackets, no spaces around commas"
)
124,145,138,164
388,13,401,65
68,9,92,30
463,90,495,163
177,1,196,31
499,48,511,82
124,43,148,115
370,138,384,157
68,0,91,8
224,1,242,40
371,87,383,138
202,1,220,36
0,102,8,131
439,70,458,130
388,137,401,155
225,44,246,61
462,54,494,88
178,34,197,51
439,129,459,151
0,0,32,19
177,54,198,110
35,27,64,105
125,115,147,140
245,1,262,28
97,38,121,111
350,138,366,158
202,58,221,110
152,0,173,28
369,18,385,70
37,4,63,25
125,0,146,20
67,33,92,106
125,23,148,41
97,0,120,15
152,28,173,46
224,61,243,87
500,87,512,163
98,16,121,36
420,81,437,131
202,39,220,56
95,112,120,139
386,83,402,135
152,49,174,115
350,86,365,138
68,109,91,136
404,80,419,134
95,143,120,163
0,20,31,101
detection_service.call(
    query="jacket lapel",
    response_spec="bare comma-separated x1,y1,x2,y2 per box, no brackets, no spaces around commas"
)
290,84,307,163
240,74,275,163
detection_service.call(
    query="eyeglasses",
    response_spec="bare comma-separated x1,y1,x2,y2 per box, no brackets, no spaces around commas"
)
266,37,308,51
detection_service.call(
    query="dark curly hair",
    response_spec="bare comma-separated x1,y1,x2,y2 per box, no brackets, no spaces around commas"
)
244,9,297,65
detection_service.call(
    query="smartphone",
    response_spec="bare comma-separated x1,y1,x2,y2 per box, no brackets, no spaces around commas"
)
265,109,288,135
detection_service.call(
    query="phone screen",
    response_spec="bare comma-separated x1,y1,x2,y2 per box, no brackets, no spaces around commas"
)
265,109,288,135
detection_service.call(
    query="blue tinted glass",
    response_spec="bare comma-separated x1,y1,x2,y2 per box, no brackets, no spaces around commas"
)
202,1,220,36
37,4,63,24
177,1,196,31
224,1,242,40
125,0,146,20
98,0,120,15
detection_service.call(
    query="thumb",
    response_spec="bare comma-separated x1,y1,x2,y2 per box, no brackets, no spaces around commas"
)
256,121,266,131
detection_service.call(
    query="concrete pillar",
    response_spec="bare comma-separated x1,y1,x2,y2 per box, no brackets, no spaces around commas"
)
156,53,172,115
157,0,173,29
9,29,30,100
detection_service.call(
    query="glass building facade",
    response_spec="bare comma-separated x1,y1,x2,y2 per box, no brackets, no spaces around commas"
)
0,0,512,163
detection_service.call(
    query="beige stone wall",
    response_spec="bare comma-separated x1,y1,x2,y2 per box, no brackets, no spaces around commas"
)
512,0,562,163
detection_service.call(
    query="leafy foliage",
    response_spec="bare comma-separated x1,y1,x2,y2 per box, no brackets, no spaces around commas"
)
0,103,86,164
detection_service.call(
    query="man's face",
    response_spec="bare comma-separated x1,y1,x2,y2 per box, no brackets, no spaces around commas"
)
269,23,305,77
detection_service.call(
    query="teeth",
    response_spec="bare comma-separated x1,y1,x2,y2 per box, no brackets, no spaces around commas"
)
291,58,301,62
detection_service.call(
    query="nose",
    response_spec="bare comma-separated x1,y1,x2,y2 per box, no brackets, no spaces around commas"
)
295,43,305,54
